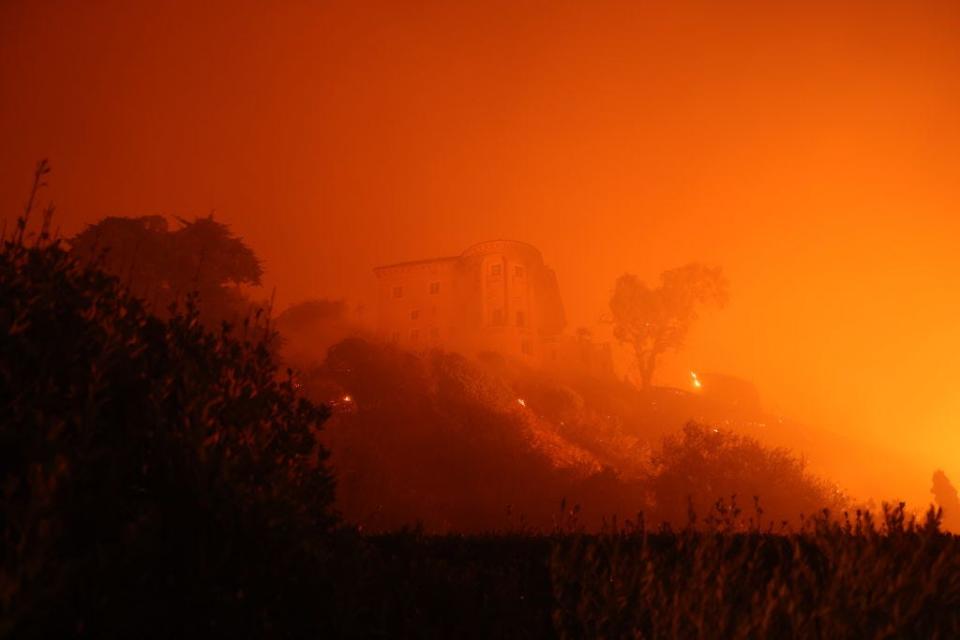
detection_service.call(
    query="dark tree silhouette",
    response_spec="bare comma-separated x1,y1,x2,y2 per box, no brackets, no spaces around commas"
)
609,263,727,389
70,213,262,325
167,214,262,292
67,215,169,295
2,180,335,635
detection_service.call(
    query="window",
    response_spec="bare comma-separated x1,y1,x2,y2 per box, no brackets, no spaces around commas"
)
392,286,403,299
410,329,420,342
493,308,505,325
429,281,440,294
430,327,439,340
391,331,400,343
516,311,525,327
491,264,502,276
410,309,420,321
521,339,533,355
514,266,525,277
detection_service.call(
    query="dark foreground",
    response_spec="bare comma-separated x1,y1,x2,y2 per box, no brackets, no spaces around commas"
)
9,515,960,638
343,515,960,639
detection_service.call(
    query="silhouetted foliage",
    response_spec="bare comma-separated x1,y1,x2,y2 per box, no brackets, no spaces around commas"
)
1,186,334,636
70,213,262,326
301,338,841,534
647,423,846,527
552,505,960,638
932,470,960,532
308,338,612,531
610,263,727,388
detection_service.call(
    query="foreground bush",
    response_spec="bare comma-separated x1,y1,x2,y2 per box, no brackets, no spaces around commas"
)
0,211,335,636
551,505,960,638
647,423,847,527
348,511,960,638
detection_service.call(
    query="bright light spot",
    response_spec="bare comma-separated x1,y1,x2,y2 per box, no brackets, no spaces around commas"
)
517,398,526,407
342,395,352,403
690,371,702,389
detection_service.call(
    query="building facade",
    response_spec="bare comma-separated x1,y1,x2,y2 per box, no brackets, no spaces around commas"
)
373,240,568,364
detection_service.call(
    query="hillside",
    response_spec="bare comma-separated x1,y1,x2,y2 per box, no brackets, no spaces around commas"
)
296,338,842,532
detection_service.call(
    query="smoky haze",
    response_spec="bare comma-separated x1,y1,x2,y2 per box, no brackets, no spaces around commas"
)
3,0,960,508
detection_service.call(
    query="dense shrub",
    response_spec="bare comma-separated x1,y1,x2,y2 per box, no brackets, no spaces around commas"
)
325,533,556,638
647,423,846,527
0,219,335,637
551,505,960,638
306,338,609,532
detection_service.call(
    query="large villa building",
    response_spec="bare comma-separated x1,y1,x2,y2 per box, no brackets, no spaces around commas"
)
374,240,613,375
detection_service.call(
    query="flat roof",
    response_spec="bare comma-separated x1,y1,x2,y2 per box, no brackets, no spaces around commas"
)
374,239,543,275
373,255,458,274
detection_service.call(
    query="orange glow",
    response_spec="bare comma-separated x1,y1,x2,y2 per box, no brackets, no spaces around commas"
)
3,0,960,510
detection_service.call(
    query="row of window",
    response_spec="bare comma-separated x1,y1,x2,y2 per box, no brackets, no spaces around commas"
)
404,307,528,327
489,264,525,277
392,282,441,299
492,309,525,327
389,264,525,300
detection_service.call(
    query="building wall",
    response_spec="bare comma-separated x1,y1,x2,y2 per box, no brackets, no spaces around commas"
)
374,240,566,362
374,258,461,350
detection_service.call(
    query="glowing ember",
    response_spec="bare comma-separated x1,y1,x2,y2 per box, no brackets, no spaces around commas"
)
690,371,702,389
342,395,352,403
517,398,526,407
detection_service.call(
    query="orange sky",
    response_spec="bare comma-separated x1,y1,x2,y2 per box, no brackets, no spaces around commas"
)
3,0,960,506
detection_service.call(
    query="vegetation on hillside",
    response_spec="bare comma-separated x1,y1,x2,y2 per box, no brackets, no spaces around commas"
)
301,337,846,532
0,168,335,636
70,212,262,327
